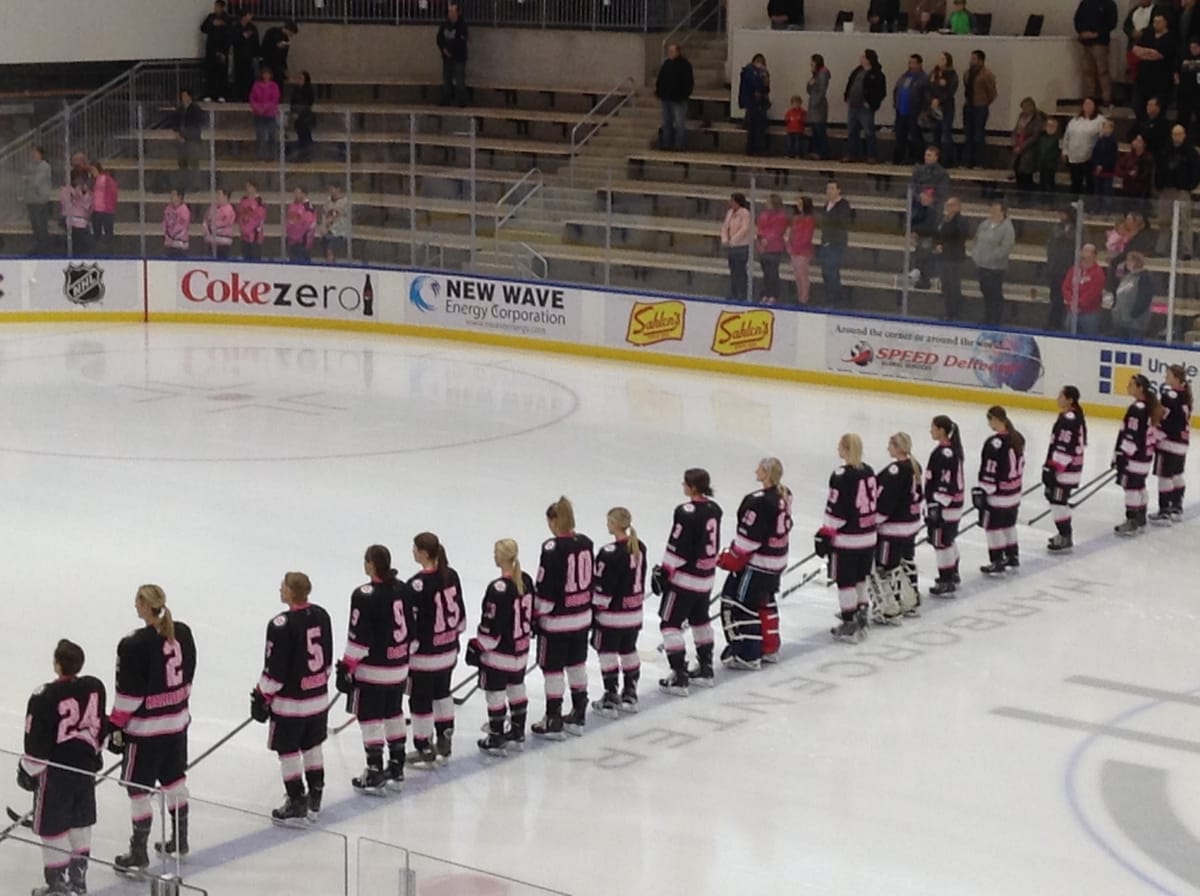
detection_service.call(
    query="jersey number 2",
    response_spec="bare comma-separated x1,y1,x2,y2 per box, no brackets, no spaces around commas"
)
164,641,184,688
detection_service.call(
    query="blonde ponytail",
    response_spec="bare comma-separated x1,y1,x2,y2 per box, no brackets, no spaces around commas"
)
546,496,576,534
495,538,526,595
759,456,790,501
889,432,923,479
607,507,640,557
136,584,176,642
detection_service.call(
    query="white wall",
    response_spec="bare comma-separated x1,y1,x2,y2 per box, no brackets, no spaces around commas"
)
5,0,201,64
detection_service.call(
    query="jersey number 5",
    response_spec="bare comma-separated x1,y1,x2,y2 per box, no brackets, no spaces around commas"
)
57,693,102,746
306,626,325,673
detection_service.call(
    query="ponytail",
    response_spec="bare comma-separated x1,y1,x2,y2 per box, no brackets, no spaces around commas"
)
987,405,1026,456
933,415,965,463
436,544,450,585
494,538,526,595
888,433,923,479
1132,374,1165,425
607,507,640,558
683,468,714,497
364,544,397,582
1062,385,1088,447
1168,364,1194,411
136,584,176,642
546,496,576,534
414,532,450,585
758,456,791,502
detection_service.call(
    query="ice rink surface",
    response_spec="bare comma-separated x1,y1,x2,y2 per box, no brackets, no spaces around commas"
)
0,322,1197,896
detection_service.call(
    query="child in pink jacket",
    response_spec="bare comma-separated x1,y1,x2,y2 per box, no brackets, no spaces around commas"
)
250,67,282,160
285,186,316,263
163,190,192,258
90,163,119,252
60,170,93,256
237,180,267,261
204,187,238,259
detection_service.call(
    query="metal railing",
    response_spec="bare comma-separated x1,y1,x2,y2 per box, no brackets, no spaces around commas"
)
660,0,723,57
495,167,544,239
569,76,637,183
248,0,679,30
515,240,548,279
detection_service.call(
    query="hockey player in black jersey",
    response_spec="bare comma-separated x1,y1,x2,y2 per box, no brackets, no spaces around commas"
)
656,468,722,696
337,545,413,794
590,507,646,716
976,406,1026,575
108,585,197,874
471,539,535,755
717,458,793,670
533,496,594,739
817,434,877,641
1150,365,1192,524
925,415,965,596
406,533,466,766
19,639,106,896
1113,374,1162,535
1044,387,1087,552
873,432,923,620
252,572,333,825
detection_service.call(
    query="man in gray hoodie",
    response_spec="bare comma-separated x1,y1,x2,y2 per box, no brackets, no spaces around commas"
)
22,145,52,254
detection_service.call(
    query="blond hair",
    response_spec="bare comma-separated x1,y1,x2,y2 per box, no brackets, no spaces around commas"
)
136,584,175,642
607,507,641,558
758,456,791,501
888,432,923,479
283,572,312,602
839,433,864,468
546,496,575,534
495,538,526,595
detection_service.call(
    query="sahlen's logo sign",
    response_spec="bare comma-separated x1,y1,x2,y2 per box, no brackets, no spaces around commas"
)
626,300,685,347
63,264,106,306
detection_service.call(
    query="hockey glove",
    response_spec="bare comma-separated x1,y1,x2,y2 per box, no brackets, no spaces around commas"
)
716,546,749,572
249,689,271,724
16,765,37,793
334,660,355,695
465,638,482,668
1111,452,1127,474
650,565,667,597
813,529,833,559
971,486,988,513
106,728,126,756
923,503,942,540
1041,465,1057,490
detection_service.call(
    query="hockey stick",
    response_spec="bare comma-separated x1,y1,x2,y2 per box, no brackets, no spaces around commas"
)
914,480,1042,548
3,758,124,837
330,715,358,736
1026,470,1119,526
184,718,254,772
782,550,818,577
778,562,828,601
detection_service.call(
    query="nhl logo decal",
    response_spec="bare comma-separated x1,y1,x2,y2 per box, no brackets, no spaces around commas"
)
62,264,106,306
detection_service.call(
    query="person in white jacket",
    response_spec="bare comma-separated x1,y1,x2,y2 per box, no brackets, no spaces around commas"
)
971,200,1016,326
1062,98,1107,196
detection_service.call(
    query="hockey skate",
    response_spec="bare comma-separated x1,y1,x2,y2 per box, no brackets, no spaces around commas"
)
618,689,639,713
1148,510,1173,526
686,664,715,688
113,828,150,877
979,561,1008,575
721,654,761,671
830,618,864,643
386,760,405,793
67,857,88,896
929,577,956,597
1170,509,1184,523
592,691,622,717
1114,518,1143,537
435,730,453,763
562,707,586,737
1004,552,1020,569
477,732,508,756
32,868,68,896
1046,534,1073,553
503,724,527,751
154,807,189,858
351,766,388,796
308,787,325,819
271,795,311,828
658,671,689,698
531,715,566,741
407,744,439,770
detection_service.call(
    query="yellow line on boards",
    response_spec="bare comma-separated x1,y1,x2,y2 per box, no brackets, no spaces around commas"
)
0,312,145,323
148,311,1127,419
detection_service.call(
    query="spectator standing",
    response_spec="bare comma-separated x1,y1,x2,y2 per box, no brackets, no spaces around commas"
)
200,0,233,102
868,0,900,32
162,189,191,258
721,193,753,301
1123,0,1171,49
767,0,804,29
1093,118,1120,206
1035,117,1063,195
948,0,973,34
1180,0,1200,52
1063,98,1107,195
1075,0,1118,106
1130,96,1169,153
232,9,260,102
1116,134,1156,207
892,54,929,166
1011,97,1046,191
787,195,816,304
908,0,946,32
1177,38,1200,139
655,44,694,152
60,169,92,257
320,184,350,262
437,4,469,107
173,88,204,192
928,52,958,166
286,187,317,263
820,180,854,304
204,187,237,259
290,71,316,162
909,187,939,288
250,67,282,161
261,20,298,86
784,96,807,157
971,200,1015,325
910,144,950,209
934,196,968,320
756,194,789,303
739,54,771,156
1132,13,1177,117
962,50,997,168
1107,210,1156,291
1111,251,1156,337
1061,243,1107,334
1155,123,1200,256
843,50,886,163
91,163,118,254
807,54,831,159
1045,206,1078,330
237,180,266,261
22,144,52,254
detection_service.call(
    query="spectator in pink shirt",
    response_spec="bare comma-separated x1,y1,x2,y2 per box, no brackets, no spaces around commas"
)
90,163,118,254
755,193,789,304
204,187,238,259
237,180,267,260
285,186,316,263
787,195,816,304
720,192,752,301
60,168,93,257
163,189,192,258
250,66,282,160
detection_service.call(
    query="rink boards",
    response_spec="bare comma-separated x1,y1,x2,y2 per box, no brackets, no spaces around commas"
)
1,257,1196,419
